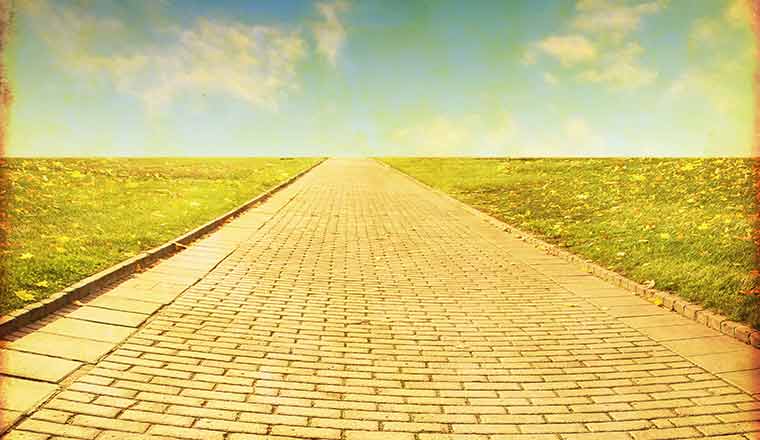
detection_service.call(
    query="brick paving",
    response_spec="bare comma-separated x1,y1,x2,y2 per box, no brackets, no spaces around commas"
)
2,158,760,439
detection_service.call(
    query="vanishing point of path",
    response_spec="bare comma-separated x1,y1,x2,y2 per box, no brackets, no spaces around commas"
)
3,158,760,440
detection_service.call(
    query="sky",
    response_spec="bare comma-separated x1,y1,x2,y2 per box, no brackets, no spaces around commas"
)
2,0,757,157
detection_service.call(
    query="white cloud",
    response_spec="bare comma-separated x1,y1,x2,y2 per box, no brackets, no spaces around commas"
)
521,49,538,65
149,20,306,110
18,0,128,62
667,52,752,115
665,0,754,150
537,34,597,66
664,60,753,155
691,0,752,44
689,18,720,44
678,0,754,113
577,42,657,89
19,0,307,112
528,0,665,91
667,72,695,97
573,0,665,38
543,72,559,85
312,0,351,66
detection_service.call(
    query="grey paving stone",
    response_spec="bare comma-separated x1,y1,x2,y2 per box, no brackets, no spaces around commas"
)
0,349,81,383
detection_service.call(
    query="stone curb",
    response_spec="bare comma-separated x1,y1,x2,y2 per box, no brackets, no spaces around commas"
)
0,158,326,337
376,158,760,350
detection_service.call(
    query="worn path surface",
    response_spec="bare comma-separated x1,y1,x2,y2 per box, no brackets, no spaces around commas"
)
2,158,760,439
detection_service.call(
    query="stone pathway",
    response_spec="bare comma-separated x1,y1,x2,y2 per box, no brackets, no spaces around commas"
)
2,158,760,439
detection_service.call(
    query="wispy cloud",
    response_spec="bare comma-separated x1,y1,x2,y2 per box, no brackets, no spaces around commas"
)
572,0,665,39
528,0,664,90
312,0,351,66
536,35,597,66
18,0,308,112
689,18,721,44
670,0,754,116
543,72,559,85
577,42,657,89
690,0,752,44
141,20,306,112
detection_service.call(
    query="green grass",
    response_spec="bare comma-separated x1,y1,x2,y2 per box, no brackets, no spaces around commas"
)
382,157,760,328
0,157,319,315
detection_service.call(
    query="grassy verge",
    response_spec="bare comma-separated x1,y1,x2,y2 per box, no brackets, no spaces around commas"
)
381,158,759,328
0,157,319,315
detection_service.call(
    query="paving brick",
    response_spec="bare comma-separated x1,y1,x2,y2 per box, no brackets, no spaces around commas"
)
135,391,203,407
696,421,760,436
30,409,71,424
131,367,191,380
237,413,307,426
94,431,175,440
344,410,409,421
382,422,448,432
15,420,99,439
70,415,148,433
276,406,340,418
46,400,120,418
586,420,651,431
0,430,50,440
414,414,478,424
68,382,137,399
54,391,94,403
561,434,632,440
480,415,544,424
629,427,702,439
417,435,491,440
131,402,169,413
311,417,378,430
270,426,341,439
147,425,224,440
444,406,506,415
345,432,413,440
91,396,136,408
120,409,194,427
544,413,610,423
192,420,266,435
166,405,237,421
519,424,587,434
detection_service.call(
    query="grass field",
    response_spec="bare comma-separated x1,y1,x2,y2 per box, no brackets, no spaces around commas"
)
382,158,760,328
0,157,318,315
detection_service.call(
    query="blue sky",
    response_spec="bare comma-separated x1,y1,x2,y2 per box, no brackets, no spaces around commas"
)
4,0,756,157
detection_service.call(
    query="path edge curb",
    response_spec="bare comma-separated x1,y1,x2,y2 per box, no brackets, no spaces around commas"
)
0,158,326,337
375,158,760,349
